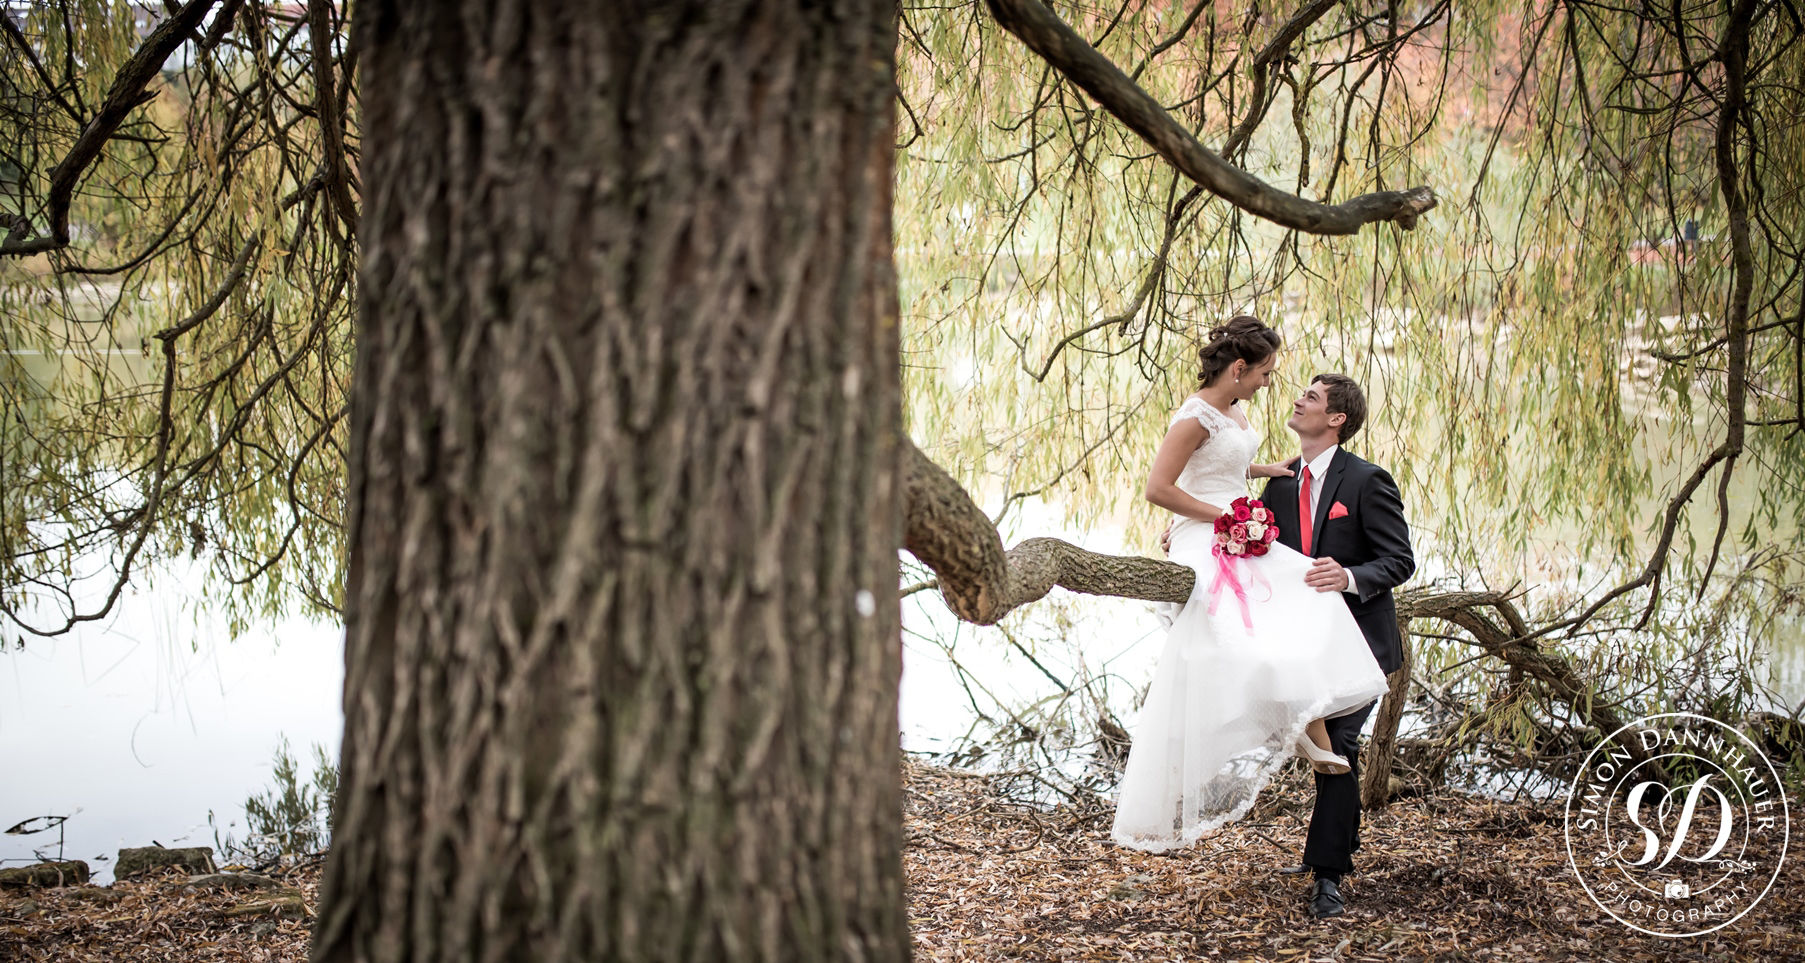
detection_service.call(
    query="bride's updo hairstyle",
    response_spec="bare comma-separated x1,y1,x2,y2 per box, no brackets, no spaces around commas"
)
1196,315,1281,388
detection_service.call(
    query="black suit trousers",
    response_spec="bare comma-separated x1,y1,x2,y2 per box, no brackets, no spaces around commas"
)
1302,698,1376,878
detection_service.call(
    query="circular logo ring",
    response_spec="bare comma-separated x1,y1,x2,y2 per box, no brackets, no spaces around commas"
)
1565,712,1790,937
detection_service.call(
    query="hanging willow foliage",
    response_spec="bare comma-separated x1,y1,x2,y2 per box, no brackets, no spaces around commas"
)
3,0,356,634
893,0,1803,633
2,0,1800,718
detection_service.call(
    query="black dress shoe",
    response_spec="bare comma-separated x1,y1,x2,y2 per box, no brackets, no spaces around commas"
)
1308,878,1346,918
1277,863,1311,876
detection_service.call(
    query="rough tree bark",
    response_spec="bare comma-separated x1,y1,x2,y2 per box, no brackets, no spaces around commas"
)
312,3,908,961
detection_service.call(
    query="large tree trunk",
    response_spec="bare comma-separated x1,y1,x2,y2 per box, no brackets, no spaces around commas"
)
312,3,907,961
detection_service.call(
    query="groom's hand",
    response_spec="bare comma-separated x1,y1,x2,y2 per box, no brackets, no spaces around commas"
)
1304,557,1349,593
1159,520,1173,556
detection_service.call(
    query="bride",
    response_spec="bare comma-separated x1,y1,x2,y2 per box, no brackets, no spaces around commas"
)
1111,316,1388,853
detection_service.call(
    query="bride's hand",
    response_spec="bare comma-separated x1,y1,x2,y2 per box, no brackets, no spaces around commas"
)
1249,461,1296,479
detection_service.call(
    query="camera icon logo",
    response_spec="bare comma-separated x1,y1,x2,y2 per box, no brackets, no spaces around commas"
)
1664,880,1690,899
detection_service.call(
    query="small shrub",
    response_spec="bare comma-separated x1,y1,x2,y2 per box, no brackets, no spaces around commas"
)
216,737,337,863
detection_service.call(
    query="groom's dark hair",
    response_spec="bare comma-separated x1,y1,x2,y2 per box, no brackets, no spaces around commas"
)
1312,374,1366,444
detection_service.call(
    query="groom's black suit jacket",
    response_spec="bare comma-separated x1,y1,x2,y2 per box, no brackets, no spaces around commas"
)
1261,449,1414,675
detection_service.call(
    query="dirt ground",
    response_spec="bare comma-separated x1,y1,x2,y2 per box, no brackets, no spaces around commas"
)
0,864,317,962
2,760,1799,961
901,760,1805,962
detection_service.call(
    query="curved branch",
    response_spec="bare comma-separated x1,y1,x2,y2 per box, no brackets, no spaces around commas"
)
154,235,261,342
984,0,1437,235
902,439,1193,625
1126,0,1210,83
1397,588,1661,778
0,0,229,258
1220,0,1343,161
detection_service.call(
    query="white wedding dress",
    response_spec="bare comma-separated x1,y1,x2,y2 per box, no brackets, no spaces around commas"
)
1110,397,1389,852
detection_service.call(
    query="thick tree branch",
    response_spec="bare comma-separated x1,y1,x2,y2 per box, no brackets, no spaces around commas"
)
985,0,1436,235
0,0,224,258
901,445,1659,774
902,439,1193,624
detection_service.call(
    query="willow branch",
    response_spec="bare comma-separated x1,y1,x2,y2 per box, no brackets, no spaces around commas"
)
1561,0,1758,632
0,0,224,258
0,13,82,122
984,0,1437,235
1696,0,1758,594
1126,0,1210,83
1220,0,1343,160
306,0,358,239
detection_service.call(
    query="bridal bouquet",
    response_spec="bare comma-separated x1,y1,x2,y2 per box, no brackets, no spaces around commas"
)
1214,497,1279,557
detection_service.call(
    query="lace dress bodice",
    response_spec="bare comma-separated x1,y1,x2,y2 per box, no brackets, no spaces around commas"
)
1171,397,1259,508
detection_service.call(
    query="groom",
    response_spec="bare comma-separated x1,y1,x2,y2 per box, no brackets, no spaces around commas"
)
1262,374,1414,920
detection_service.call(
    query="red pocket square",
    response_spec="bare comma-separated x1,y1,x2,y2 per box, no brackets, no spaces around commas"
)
1327,500,1350,520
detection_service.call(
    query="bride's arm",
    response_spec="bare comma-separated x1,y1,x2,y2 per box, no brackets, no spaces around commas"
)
1143,419,1225,523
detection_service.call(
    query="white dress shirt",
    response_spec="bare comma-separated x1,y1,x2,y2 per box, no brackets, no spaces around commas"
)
1299,446,1359,597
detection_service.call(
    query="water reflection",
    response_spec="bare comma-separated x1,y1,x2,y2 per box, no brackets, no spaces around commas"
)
2,542,1799,881
0,560,341,884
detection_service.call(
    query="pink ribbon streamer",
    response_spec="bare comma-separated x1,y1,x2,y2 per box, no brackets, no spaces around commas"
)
1207,547,1272,632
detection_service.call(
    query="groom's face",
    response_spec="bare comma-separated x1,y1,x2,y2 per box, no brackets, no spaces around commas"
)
1286,381,1345,440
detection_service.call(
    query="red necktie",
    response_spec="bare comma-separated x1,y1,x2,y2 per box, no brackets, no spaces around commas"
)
1298,465,1314,556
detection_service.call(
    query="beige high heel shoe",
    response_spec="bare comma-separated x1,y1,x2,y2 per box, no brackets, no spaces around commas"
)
1295,735,1351,775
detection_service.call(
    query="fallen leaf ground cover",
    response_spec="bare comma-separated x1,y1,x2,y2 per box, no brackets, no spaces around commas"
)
901,759,1805,962
2,761,1799,961
0,864,317,961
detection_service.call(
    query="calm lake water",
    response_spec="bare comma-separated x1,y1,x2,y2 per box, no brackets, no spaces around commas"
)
5,500,1800,883
0,563,1103,883
0,561,342,883
9,286,1799,878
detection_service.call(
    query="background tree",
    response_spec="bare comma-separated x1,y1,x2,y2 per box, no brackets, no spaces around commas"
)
891,0,1803,797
